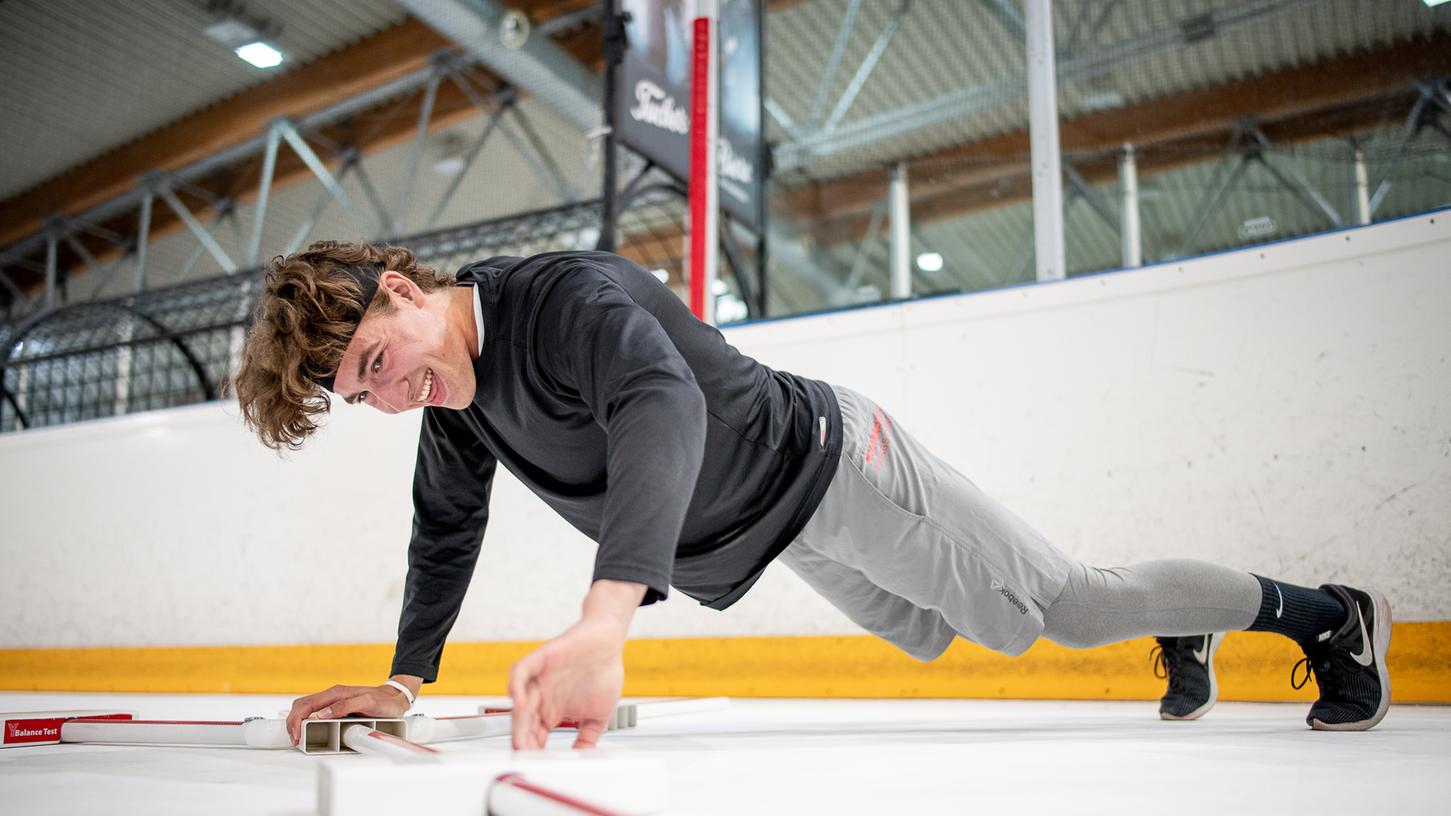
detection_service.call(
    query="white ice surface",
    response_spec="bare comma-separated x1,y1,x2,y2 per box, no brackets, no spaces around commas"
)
1,693,1447,815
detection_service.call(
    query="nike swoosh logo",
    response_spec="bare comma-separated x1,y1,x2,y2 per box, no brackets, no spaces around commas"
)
1350,608,1374,667
1192,635,1212,664
1274,585,1283,619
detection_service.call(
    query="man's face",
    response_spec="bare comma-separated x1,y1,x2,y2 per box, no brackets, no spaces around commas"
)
331,271,477,413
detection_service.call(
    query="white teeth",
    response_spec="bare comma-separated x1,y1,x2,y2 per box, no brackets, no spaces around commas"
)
418,369,433,403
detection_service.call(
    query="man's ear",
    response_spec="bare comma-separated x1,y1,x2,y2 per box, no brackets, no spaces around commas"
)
379,270,422,307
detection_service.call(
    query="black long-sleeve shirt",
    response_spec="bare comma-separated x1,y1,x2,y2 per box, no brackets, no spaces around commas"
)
389,251,842,682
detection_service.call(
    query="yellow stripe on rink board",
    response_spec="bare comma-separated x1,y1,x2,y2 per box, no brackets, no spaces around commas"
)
1,622,1446,702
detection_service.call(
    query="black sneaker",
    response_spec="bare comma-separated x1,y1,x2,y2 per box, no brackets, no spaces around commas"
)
1151,633,1222,720
1292,584,1392,731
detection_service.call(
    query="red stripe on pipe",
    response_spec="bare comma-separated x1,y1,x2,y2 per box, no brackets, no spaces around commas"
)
688,16,712,321
364,729,438,754
70,719,243,726
479,709,582,729
492,773,626,816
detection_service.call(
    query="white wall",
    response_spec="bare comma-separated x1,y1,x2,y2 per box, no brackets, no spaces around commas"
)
2,212,1448,649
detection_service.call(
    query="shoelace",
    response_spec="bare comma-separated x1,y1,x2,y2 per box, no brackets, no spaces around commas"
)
1292,642,1352,692
1291,655,1316,690
1150,645,1169,680
1150,643,1184,693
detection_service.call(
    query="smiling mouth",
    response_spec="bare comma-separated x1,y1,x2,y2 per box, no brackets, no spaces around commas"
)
417,368,436,406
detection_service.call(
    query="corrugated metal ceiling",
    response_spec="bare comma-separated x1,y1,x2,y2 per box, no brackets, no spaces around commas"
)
3,0,1447,313
767,0,1448,179
0,0,408,200
4,0,1444,202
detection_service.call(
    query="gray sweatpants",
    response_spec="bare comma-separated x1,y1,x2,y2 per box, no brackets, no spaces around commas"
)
780,386,1261,661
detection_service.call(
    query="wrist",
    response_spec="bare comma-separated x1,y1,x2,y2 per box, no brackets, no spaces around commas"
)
382,679,415,708
581,579,647,636
386,675,422,702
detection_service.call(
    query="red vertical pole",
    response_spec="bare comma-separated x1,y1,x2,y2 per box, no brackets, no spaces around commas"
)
688,15,712,321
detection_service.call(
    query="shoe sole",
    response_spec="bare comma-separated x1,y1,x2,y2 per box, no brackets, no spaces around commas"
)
1310,588,1392,731
1160,632,1222,721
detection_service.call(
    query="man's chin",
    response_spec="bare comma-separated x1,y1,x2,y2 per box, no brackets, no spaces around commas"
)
442,390,473,410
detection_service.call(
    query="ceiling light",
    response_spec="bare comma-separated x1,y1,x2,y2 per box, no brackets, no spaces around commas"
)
235,41,284,68
203,3,284,67
916,252,944,273
204,19,260,45
1424,0,1450,7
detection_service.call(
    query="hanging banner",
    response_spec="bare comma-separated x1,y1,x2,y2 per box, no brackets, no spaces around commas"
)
617,0,765,229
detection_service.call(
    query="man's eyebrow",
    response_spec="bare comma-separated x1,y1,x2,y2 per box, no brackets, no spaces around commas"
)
345,341,379,404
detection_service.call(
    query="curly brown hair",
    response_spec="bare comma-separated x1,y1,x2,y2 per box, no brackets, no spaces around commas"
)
233,241,455,451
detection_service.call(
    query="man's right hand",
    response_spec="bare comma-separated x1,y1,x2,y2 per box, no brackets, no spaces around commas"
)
285,676,421,745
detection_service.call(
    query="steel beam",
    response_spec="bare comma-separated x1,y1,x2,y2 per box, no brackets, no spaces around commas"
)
844,202,887,292
509,102,575,200
247,125,282,266
1178,158,1250,257
822,0,912,134
1025,0,1065,282
1063,161,1119,232
1352,143,1371,225
396,0,601,132
156,185,238,274
1369,90,1433,216
64,233,104,279
777,0,1310,170
395,70,445,235
978,0,1025,41
349,158,394,236
1118,143,1142,267
764,97,801,139
283,156,360,255
44,233,58,310
426,95,514,230
808,0,864,128
0,268,25,305
134,190,153,292
447,69,573,202
277,120,374,237
889,162,911,299
82,251,131,303
1256,153,1342,228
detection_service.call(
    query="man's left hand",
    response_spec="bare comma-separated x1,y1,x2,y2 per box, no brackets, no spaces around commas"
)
507,579,645,750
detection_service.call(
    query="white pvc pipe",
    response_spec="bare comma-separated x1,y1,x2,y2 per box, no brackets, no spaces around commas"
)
54,699,716,753
342,724,439,761
59,717,289,749
405,711,515,744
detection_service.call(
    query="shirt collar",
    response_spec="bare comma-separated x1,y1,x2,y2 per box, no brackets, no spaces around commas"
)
468,283,485,355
